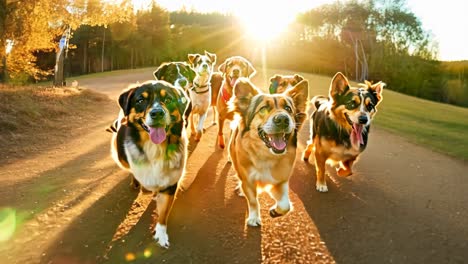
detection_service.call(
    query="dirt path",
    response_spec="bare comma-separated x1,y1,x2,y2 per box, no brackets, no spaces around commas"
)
1,69,467,264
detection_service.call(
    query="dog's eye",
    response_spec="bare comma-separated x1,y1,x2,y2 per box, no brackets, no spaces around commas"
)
164,96,173,104
259,106,269,115
136,98,145,104
367,103,374,111
284,105,293,113
346,101,357,109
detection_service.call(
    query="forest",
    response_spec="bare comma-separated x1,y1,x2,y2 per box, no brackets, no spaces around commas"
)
1,0,467,107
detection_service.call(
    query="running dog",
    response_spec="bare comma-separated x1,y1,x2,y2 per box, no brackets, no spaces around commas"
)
228,77,308,226
109,80,190,248
216,56,256,148
269,74,304,94
302,72,384,192
187,51,217,141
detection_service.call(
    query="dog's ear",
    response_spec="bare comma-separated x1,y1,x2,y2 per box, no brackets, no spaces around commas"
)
368,81,385,105
205,51,217,64
118,86,136,116
232,77,260,114
269,74,282,94
188,54,199,65
218,59,227,73
183,63,197,83
285,80,309,114
329,72,349,99
153,63,168,80
246,60,256,79
294,74,304,83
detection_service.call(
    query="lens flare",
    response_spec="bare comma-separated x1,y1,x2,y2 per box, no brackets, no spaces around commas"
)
143,248,152,258
0,208,16,242
125,252,136,262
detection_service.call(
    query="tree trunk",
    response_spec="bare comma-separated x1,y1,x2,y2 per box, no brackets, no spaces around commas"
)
83,40,88,74
54,48,65,86
0,0,7,82
101,27,106,72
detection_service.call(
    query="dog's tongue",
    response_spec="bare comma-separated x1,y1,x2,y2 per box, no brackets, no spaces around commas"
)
269,134,287,151
230,77,238,87
149,127,166,144
351,124,364,146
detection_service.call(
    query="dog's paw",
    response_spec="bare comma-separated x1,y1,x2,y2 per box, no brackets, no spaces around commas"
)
153,224,170,249
246,216,262,227
316,182,328,192
269,204,290,218
337,168,353,177
235,183,244,197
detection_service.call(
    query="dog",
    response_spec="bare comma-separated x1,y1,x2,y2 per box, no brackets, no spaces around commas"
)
187,51,217,141
153,61,196,126
269,74,304,94
228,77,308,226
109,80,190,248
302,72,384,192
215,56,256,148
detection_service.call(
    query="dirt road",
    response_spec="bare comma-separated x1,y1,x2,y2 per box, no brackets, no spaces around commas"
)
1,69,467,264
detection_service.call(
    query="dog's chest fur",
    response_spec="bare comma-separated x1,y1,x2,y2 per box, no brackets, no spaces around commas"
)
124,138,186,192
190,75,211,113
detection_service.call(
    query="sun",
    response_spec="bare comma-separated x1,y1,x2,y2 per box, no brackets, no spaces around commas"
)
234,3,299,42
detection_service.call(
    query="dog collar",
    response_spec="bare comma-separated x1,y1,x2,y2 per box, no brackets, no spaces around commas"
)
191,82,210,94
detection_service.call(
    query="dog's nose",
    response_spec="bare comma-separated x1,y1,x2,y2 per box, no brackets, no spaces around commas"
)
358,115,368,124
232,69,240,76
150,108,165,119
179,79,187,87
202,63,208,69
273,114,289,128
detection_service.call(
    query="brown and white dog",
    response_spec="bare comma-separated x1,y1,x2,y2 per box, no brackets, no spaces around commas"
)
109,80,190,248
228,78,308,226
187,51,217,141
268,74,304,94
216,56,257,148
302,72,384,192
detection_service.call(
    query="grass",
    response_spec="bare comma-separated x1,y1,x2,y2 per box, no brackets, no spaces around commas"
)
0,84,113,162
20,67,468,161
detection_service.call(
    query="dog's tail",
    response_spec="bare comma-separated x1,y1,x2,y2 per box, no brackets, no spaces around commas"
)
311,95,329,110
106,119,119,133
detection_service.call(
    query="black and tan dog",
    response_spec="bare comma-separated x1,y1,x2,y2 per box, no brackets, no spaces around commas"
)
215,56,256,149
110,80,190,248
302,72,384,192
269,74,304,94
228,77,308,226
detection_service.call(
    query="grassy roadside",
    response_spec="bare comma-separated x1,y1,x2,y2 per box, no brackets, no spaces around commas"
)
0,85,114,163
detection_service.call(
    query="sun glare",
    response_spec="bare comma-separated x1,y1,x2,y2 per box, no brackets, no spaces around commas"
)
234,3,298,42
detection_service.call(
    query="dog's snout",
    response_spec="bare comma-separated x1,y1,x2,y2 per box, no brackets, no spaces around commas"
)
202,63,208,69
273,114,289,128
150,108,165,119
179,79,188,87
232,68,240,76
358,115,368,124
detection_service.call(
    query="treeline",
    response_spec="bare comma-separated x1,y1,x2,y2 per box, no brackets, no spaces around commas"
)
1,0,467,107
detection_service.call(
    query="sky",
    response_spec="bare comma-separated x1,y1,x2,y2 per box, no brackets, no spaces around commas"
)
133,0,468,61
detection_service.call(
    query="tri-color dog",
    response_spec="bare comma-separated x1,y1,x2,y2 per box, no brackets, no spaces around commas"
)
109,80,190,248
228,77,308,226
302,72,384,192
269,74,304,94
215,56,256,148
187,51,217,141
153,61,196,126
